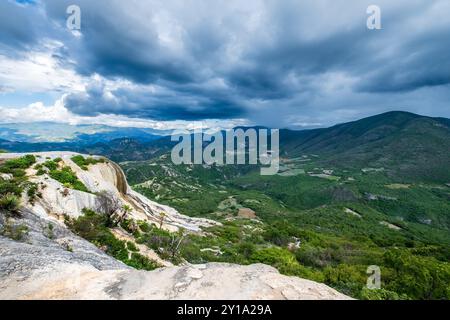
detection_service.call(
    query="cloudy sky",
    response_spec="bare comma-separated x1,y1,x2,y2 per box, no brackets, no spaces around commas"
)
0,0,449,130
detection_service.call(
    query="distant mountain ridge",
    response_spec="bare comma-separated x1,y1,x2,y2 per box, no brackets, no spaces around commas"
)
280,111,450,154
279,111,450,181
0,122,167,143
1,111,449,181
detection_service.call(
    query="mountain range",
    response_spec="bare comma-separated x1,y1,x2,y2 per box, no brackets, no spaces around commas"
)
0,122,166,144
2,111,449,182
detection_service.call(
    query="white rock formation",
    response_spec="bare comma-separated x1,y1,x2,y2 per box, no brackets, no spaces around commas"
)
0,262,351,300
2,152,217,232
0,173,13,181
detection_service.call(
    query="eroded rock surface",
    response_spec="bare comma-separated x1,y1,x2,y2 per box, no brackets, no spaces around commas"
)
1,152,218,232
0,209,349,300
0,240,349,300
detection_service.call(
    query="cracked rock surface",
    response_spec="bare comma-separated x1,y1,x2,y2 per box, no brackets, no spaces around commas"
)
0,219,350,300
0,200,350,300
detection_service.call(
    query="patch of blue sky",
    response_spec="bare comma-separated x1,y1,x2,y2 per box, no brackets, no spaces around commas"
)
0,91,56,108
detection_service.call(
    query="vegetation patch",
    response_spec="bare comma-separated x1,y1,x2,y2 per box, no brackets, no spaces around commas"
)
0,155,37,214
125,158,450,299
49,167,90,193
25,182,41,205
71,155,105,171
135,225,186,264
66,209,159,270
36,157,96,192
0,194,20,213
0,221,29,241
0,155,36,173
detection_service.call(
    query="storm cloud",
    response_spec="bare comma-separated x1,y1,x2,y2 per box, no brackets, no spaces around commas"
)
1,0,450,128
63,78,246,121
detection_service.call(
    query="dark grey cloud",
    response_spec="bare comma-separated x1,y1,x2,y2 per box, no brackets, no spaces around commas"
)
356,28,450,93
2,0,450,126
0,1,42,53
63,80,246,121
43,0,201,84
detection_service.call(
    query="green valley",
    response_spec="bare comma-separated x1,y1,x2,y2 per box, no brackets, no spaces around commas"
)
118,112,450,300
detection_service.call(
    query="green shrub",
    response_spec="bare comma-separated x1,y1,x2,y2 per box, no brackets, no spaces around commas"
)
140,230,171,252
127,241,139,252
26,183,39,204
67,210,128,258
0,155,36,177
295,244,344,268
42,160,58,171
179,242,205,263
359,288,409,300
11,169,26,178
263,221,298,246
138,221,152,233
250,247,296,266
0,194,20,213
136,226,186,264
323,264,367,297
237,241,256,259
120,219,134,234
125,252,159,270
46,223,55,239
71,155,105,171
66,209,159,270
1,155,36,170
0,180,23,196
250,246,324,282
0,223,28,241
382,249,450,300
49,167,89,192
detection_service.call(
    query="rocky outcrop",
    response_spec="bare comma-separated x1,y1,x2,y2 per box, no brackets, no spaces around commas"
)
0,209,127,286
2,152,217,232
0,214,349,300
1,262,351,300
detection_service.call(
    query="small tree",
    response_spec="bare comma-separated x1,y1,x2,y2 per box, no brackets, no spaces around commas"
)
158,212,167,229
120,205,138,233
168,228,186,261
122,204,132,215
